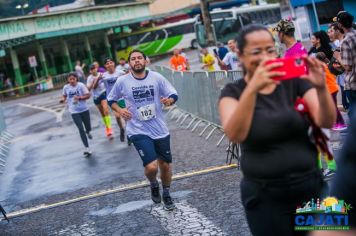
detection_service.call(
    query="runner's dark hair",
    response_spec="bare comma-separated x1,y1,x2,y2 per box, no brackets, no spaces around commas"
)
67,72,79,81
128,49,147,61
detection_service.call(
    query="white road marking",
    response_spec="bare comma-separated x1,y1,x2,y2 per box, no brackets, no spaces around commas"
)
18,103,66,122
151,200,225,235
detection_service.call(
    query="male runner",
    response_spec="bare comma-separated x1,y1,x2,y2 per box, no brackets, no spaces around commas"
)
107,50,178,210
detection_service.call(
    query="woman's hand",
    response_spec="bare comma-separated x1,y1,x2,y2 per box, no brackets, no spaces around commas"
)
248,60,284,93
300,56,326,90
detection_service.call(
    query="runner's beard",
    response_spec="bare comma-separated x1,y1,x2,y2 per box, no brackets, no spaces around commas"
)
132,64,145,74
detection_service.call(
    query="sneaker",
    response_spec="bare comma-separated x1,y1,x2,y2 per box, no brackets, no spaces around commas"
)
163,195,175,211
105,128,113,137
332,124,347,131
87,132,93,139
120,129,125,142
151,186,161,204
83,148,92,156
323,169,336,180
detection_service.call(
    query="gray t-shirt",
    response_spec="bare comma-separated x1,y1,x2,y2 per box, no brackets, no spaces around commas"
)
62,82,89,114
102,70,125,95
223,51,239,70
107,71,178,139
87,73,106,99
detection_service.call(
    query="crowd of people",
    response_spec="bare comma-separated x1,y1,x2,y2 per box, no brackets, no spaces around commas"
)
58,9,356,234
218,11,355,235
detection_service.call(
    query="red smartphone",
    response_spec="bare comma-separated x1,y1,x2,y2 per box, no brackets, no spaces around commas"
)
266,57,308,81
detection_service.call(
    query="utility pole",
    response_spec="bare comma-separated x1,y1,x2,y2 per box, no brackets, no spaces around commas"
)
200,0,215,46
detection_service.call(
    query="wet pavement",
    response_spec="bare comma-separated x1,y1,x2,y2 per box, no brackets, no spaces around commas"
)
0,86,348,235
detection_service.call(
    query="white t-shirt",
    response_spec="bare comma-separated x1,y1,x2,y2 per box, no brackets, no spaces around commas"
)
86,73,106,99
62,82,89,114
223,51,239,70
116,64,130,72
102,70,125,95
107,71,178,139
75,65,85,78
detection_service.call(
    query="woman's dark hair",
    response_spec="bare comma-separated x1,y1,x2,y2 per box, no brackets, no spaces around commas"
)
128,49,147,61
67,72,78,80
313,31,331,49
236,24,274,53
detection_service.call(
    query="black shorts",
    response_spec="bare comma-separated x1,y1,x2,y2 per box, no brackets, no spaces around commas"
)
93,92,107,105
130,134,172,166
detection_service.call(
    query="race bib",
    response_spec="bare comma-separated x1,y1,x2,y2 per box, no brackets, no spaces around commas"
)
137,104,156,121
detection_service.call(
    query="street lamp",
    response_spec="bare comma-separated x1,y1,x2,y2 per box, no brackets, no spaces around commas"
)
16,3,29,16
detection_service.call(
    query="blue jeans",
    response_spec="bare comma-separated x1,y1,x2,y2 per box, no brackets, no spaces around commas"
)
345,90,356,117
340,85,349,110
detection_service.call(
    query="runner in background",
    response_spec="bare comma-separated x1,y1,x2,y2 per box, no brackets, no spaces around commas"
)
108,49,178,210
87,64,113,139
201,48,215,72
102,58,126,142
216,39,239,70
60,73,92,156
93,61,106,73
75,60,86,83
116,58,130,73
170,49,188,71
273,19,307,57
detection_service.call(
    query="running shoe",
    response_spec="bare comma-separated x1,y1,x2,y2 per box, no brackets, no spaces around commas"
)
151,186,161,204
323,169,336,180
332,124,347,131
163,195,175,211
120,129,125,142
87,132,93,139
83,148,92,156
105,128,113,137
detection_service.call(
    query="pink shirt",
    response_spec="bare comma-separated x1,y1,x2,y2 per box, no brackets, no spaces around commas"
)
284,42,307,57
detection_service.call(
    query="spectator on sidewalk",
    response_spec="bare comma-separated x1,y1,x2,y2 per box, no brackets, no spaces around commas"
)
308,31,333,60
333,11,356,117
201,48,215,72
217,39,240,70
219,24,336,236
316,52,346,131
273,18,307,57
327,23,349,111
179,48,190,70
216,42,228,61
328,23,344,49
169,49,188,72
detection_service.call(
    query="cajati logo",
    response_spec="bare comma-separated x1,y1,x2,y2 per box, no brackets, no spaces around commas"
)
294,197,352,231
